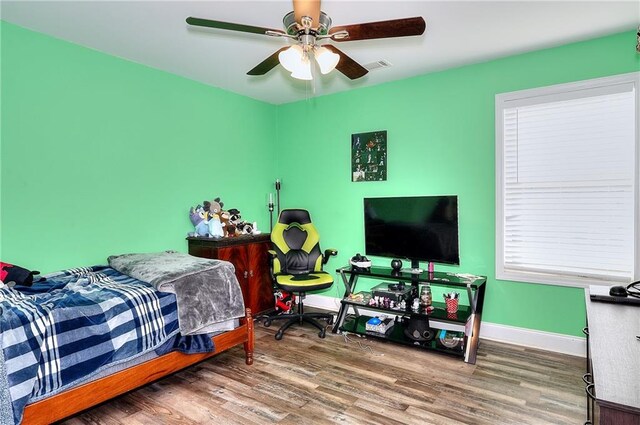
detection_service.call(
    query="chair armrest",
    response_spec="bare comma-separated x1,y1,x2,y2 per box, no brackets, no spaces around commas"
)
267,250,278,281
322,249,338,265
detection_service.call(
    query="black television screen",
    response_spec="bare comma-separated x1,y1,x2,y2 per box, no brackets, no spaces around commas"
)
364,195,460,267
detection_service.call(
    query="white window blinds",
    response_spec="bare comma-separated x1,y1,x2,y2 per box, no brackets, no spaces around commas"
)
496,73,639,286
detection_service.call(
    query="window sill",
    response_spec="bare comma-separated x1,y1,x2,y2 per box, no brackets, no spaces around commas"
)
496,269,628,288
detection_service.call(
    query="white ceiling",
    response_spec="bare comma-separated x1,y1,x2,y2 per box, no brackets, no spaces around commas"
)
2,1,638,104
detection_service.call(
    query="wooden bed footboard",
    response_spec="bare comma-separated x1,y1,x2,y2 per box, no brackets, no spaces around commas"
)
22,308,254,425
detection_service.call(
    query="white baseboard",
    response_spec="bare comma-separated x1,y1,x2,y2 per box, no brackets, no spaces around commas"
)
479,322,586,357
304,293,343,312
303,294,586,358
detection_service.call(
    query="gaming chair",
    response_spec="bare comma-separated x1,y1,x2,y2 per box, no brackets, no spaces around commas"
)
262,209,337,340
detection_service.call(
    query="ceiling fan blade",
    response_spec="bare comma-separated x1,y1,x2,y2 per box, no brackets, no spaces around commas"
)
186,17,285,36
329,17,426,42
324,45,368,80
292,0,321,28
247,47,289,76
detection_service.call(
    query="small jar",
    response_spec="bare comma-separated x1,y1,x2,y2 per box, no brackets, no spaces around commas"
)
420,285,432,307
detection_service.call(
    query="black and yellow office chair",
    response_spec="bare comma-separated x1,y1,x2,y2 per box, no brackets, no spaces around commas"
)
263,209,337,340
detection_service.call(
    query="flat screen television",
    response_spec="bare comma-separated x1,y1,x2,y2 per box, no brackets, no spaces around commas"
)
364,195,460,270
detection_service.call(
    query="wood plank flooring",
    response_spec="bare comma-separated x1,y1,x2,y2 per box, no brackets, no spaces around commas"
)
61,320,586,424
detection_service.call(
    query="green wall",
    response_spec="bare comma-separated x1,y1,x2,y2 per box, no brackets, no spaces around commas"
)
1,22,276,272
275,30,640,337
2,21,638,337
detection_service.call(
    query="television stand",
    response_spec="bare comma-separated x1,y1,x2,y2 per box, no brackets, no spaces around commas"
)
332,265,486,364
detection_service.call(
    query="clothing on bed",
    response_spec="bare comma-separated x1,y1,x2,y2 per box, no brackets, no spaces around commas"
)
0,262,41,287
108,251,246,335
0,266,206,425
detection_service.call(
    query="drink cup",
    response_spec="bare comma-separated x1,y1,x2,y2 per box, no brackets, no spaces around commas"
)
445,297,459,313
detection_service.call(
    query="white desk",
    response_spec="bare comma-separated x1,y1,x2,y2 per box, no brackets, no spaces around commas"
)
585,289,640,424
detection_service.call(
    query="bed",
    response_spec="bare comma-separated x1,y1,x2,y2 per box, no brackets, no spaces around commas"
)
0,253,255,425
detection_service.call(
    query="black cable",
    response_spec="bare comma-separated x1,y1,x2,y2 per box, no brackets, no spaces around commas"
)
626,280,640,299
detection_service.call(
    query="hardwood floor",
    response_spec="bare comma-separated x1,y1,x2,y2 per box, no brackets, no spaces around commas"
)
61,320,586,425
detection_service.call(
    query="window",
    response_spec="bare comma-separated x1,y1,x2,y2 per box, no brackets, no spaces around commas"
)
496,72,639,287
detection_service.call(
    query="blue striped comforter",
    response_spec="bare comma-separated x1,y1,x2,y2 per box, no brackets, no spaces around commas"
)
0,266,183,424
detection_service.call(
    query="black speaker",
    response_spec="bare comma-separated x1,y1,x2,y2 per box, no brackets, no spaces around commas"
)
390,259,402,271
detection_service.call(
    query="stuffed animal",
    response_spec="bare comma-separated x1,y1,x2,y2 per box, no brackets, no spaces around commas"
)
228,208,242,224
226,209,260,235
205,198,224,217
189,198,262,238
203,198,225,238
238,221,261,235
207,216,223,238
234,221,252,234
219,209,235,237
227,208,243,236
236,222,253,234
189,207,200,227
187,205,211,237
274,290,295,313
188,205,210,237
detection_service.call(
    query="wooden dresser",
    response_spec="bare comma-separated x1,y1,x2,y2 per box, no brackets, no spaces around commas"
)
187,234,273,316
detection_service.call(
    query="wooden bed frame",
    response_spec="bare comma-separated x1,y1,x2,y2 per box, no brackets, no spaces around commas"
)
21,308,255,425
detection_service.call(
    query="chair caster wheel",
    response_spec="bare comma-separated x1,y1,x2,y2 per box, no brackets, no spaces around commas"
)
275,331,283,340
263,319,272,328
327,316,334,325
318,330,326,338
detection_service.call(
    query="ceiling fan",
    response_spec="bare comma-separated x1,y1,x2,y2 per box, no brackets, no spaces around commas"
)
186,0,426,80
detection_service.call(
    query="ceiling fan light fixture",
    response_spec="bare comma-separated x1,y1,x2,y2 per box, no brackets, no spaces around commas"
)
278,45,304,72
186,8,426,81
290,55,313,80
314,46,340,74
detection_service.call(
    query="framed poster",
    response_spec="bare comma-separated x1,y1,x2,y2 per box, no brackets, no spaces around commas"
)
351,130,387,182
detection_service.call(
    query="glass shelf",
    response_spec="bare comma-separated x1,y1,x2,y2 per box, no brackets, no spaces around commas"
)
338,266,486,289
340,315,466,358
340,295,471,324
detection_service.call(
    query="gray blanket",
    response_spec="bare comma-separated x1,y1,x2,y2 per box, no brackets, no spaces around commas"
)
108,252,245,335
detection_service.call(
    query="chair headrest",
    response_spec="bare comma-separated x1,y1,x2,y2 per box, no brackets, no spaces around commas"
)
278,209,312,226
